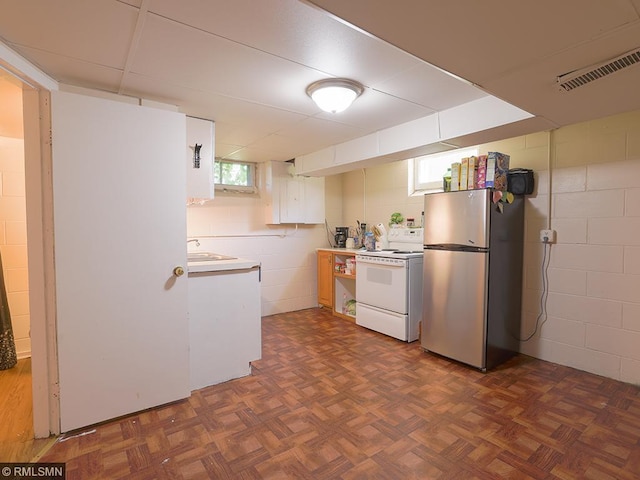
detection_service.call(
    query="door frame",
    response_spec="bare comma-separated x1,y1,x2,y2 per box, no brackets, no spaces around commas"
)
24,88,60,437
1,42,60,437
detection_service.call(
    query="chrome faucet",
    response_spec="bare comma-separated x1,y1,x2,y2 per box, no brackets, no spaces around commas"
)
187,239,200,247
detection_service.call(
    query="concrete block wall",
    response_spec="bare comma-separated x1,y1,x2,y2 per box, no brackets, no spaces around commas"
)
341,161,424,231
481,111,640,384
0,135,30,358
343,109,640,384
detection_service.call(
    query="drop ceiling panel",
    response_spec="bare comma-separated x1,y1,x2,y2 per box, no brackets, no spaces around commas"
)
148,0,422,85
236,135,301,161
309,87,435,132
308,0,640,85
123,72,309,133
214,143,243,159
277,116,369,144
130,13,325,114
223,145,287,163
483,23,640,127
251,116,369,155
3,0,639,169
0,0,137,69
9,46,124,91
372,63,487,111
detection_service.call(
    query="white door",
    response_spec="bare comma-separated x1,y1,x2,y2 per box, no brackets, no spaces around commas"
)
51,91,189,432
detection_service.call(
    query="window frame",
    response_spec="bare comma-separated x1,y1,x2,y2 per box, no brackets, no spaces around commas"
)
213,159,257,194
409,147,479,195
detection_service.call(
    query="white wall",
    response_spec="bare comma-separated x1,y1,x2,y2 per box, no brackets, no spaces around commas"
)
186,170,343,317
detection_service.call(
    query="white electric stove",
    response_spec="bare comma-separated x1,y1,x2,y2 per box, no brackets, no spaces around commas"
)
355,228,424,342
364,227,424,258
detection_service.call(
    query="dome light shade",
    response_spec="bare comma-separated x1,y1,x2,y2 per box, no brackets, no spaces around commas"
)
306,78,364,113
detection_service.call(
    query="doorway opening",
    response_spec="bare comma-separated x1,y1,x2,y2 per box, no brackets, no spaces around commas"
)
0,70,39,460
0,61,58,459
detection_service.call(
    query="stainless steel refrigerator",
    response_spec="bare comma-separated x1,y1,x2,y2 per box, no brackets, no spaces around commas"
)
421,189,524,371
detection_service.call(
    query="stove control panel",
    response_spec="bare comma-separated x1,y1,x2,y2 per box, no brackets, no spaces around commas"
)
387,227,424,243
356,254,407,267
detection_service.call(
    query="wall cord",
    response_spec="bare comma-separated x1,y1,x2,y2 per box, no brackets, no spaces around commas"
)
519,241,551,342
325,219,336,247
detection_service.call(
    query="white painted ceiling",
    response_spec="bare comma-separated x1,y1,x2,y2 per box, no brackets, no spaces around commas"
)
1,0,639,165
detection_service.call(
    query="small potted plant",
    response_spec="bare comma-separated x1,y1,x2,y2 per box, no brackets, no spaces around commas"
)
389,212,404,228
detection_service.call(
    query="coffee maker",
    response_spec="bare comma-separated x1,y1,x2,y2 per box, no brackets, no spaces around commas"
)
334,227,349,248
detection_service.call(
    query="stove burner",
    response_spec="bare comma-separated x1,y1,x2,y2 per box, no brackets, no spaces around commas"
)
392,250,423,254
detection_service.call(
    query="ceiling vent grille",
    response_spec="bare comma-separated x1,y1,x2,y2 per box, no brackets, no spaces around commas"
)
557,48,640,92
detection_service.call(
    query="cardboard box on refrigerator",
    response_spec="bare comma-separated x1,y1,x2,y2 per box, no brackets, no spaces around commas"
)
467,156,477,190
450,162,461,191
485,152,510,190
459,158,468,191
477,155,488,188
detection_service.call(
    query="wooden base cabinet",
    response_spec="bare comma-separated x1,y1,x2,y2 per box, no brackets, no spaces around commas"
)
317,249,357,322
317,250,333,308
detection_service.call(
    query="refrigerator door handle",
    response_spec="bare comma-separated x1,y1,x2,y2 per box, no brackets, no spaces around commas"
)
424,244,488,253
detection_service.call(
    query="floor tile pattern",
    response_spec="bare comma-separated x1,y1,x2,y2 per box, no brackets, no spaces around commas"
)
40,308,640,479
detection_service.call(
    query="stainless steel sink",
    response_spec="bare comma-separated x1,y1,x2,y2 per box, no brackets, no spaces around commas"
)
187,252,236,262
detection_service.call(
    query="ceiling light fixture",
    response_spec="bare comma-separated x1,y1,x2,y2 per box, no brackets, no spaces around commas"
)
306,78,364,113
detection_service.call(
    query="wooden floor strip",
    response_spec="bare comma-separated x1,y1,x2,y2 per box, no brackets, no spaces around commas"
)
0,357,56,463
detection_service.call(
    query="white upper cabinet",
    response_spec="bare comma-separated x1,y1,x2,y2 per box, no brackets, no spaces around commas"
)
186,116,214,201
263,161,325,224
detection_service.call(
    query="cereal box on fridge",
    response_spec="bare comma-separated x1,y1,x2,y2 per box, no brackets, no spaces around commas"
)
485,152,510,190
467,156,477,190
460,158,469,191
450,162,461,191
477,155,487,188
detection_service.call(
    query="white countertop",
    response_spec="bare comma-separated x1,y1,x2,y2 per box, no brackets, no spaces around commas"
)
188,257,260,273
317,247,366,254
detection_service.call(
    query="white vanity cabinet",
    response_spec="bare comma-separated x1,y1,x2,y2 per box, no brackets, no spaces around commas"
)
186,116,215,201
263,160,325,224
187,261,261,391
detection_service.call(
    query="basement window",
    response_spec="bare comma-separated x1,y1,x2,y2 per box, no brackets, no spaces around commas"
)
214,159,257,193
409,147,478,195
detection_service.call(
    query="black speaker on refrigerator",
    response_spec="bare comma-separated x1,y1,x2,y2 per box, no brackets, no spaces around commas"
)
507,168,535,195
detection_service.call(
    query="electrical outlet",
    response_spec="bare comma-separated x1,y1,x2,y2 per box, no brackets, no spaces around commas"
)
540,229,556,244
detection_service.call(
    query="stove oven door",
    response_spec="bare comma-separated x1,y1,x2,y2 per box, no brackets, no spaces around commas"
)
356,255,409,314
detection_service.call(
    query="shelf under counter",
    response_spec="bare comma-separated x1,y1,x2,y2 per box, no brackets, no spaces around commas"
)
334,311,356,322
318,248,361,319
334,272,355,280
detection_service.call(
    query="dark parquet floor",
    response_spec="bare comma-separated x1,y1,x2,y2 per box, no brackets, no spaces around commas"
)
40,308,640,479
